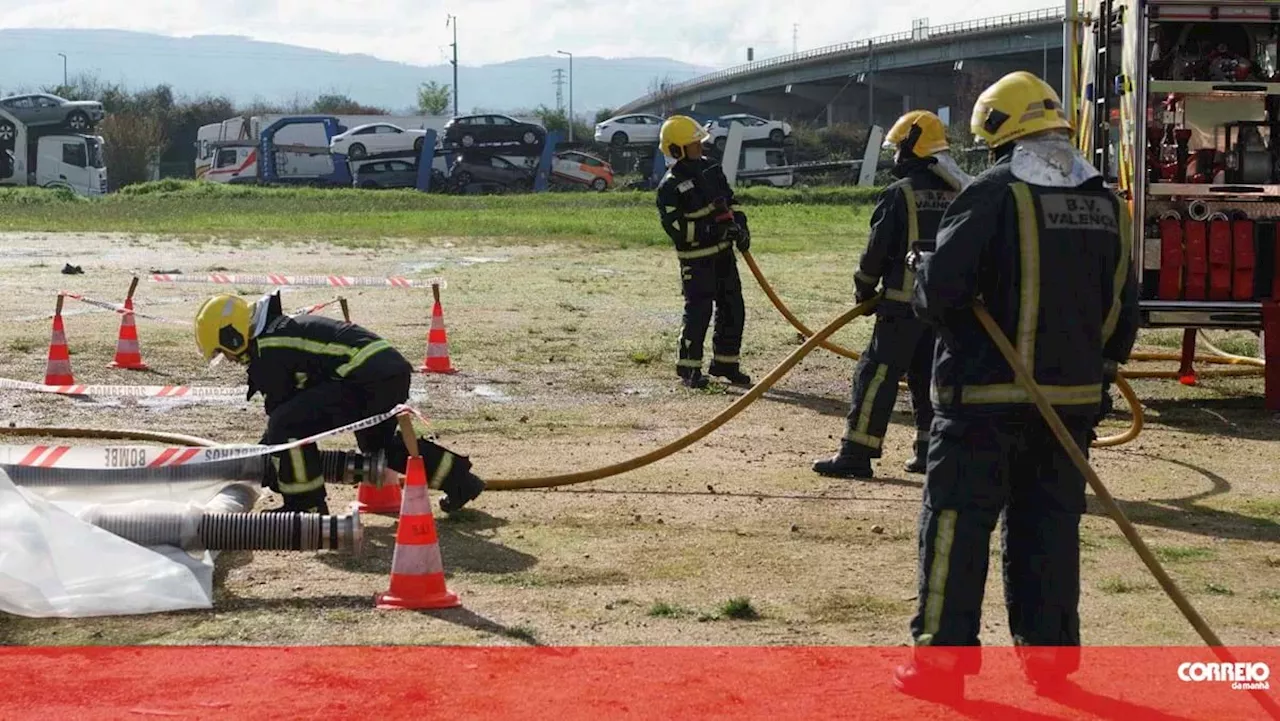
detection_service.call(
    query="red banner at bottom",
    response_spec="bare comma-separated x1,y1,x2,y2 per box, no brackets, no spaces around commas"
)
0,646,1276,720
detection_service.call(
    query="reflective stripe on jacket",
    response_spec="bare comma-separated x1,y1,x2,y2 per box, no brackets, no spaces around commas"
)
247,314,410,413
912,159,1140,417
656,158,749,262
857,162,962,316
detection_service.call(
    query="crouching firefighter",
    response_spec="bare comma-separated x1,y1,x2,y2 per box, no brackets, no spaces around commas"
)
894,72,1139,701
812,110,972,480
194,292,487,515
656,115,753,389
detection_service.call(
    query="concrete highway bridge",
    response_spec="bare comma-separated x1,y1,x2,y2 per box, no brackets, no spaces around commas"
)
615,6,1069,128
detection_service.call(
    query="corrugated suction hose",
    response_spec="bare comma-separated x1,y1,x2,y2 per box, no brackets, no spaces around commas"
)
81,505,362,554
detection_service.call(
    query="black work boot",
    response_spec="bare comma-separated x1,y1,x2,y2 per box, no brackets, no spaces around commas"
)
708,361,752,387
903,441,928,474
678,368,709,389
440,471,487,514
892,661,965,703
812,443,874,479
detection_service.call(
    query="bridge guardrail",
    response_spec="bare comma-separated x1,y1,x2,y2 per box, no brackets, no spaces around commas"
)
646,6,1064,101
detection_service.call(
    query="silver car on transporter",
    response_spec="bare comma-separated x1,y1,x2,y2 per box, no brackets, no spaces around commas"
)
0,93,105,133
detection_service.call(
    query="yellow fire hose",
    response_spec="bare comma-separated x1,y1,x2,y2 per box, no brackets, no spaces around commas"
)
974,305,1280,721
484,299,877,490
0,425,220,446
741,250,1143,448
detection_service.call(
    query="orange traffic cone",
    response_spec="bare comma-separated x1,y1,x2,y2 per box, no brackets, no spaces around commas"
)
375,455,460,610
44,295,74,386
108,296,148,370
420,286,457,374
356,468,403,515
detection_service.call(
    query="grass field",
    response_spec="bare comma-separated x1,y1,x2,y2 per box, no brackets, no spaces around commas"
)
0,182,878,247
0,184,1276,649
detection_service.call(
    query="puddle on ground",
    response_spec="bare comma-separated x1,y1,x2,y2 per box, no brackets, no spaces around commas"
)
593,268,619,276
404,261,444,273
462,384,511,402
457,257,509,267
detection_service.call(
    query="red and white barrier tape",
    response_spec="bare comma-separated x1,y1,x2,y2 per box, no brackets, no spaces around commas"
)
60,292,193,326
0,404,425,469
150,273,446,289
41,293,343,327
0,377,429,401
0,378,246,398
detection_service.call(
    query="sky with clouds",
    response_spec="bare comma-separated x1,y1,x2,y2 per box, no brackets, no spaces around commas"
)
0,0,1062,68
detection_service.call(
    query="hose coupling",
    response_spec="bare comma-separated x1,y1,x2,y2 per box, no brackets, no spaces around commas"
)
319,449,386,486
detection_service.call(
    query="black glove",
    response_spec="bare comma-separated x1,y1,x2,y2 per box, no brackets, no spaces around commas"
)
854,278,877,305
1102,359,1119,383
719,222,743,245
735,226,750,252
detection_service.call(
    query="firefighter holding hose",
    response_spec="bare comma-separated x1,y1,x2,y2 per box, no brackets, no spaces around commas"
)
194,292,486,515
895,72,1139,700
655,115,753,389
812,110,971,480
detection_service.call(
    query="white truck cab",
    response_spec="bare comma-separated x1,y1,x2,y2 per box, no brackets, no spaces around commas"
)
35,134,107,195
734,147,793,188
0,108,107,196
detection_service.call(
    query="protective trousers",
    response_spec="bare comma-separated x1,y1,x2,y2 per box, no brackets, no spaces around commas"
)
910,412,1091,676
677,250,744,377
842,315,933,457
261,371,411,509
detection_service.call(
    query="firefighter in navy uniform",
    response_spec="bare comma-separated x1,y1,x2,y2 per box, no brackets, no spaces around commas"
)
655,115,752,389
812,110,971,480
194,292,486,515
894,72,1140,701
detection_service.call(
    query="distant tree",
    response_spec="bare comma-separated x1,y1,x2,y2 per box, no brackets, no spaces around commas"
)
533,104,568,132
311,93,388,115
99,112,167,190
594,107,616,124
417,81,452,115
954,64,999,131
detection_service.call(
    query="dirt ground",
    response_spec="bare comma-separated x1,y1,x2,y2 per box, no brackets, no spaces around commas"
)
0,232,1277,647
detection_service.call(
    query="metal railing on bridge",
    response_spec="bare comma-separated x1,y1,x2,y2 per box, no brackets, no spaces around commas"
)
650,6,1064,99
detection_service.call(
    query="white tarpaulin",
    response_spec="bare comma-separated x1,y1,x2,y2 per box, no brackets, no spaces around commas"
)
0,468,258,618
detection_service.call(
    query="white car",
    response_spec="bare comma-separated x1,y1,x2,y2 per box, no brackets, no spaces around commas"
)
594,113,665,147
329,123,428,159
704,114,792,149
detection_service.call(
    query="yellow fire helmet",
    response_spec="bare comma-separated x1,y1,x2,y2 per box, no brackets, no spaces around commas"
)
970,71,1072,149
659,115,709,160
885,110,949,159
194,294,252,363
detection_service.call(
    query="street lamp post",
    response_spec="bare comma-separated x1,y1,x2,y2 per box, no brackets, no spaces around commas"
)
57,53,67,88
447,15,458,116
557,50,573,142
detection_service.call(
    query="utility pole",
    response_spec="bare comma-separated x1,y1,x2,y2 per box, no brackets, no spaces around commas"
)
793,24,799,54
557,50,574,142
447,15,458,116
57,53,67,88
553,68,566,113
